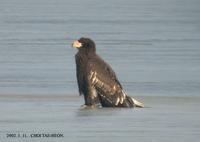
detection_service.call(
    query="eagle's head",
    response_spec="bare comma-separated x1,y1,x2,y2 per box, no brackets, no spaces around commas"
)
72,37,96,53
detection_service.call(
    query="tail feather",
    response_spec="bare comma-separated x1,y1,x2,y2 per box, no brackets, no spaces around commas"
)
123,90,144,108
127,96,144,108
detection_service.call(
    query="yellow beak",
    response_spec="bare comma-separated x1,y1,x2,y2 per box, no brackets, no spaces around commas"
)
71,40,82,48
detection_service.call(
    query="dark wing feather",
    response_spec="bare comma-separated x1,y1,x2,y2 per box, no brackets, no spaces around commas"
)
86,55,126,106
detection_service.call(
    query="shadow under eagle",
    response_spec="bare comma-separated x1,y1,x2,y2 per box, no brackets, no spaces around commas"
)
72,37,144,108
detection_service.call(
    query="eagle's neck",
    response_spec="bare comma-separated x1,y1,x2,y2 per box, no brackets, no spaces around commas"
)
78,48,96,60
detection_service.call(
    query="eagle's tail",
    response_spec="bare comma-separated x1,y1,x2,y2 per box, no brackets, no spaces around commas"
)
126,96,144,108
122,91,144,108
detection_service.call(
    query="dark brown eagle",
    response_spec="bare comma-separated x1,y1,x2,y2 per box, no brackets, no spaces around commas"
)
72,37,144,108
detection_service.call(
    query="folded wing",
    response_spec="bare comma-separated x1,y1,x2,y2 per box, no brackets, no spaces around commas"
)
86,55,130,107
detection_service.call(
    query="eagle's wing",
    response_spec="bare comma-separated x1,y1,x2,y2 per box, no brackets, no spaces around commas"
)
86,55,126,106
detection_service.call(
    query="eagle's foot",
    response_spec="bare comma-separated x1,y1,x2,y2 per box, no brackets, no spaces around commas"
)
81,104,101,109
80,104,97,109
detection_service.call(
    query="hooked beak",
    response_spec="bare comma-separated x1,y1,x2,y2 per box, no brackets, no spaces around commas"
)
71,40,82,48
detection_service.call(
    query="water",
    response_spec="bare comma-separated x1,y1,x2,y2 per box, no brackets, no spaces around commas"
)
0,0,200,141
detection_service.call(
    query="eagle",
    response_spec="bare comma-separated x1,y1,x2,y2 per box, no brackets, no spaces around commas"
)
72,37,144,108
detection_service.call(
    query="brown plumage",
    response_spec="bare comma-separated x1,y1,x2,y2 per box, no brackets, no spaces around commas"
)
72,37,144,108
